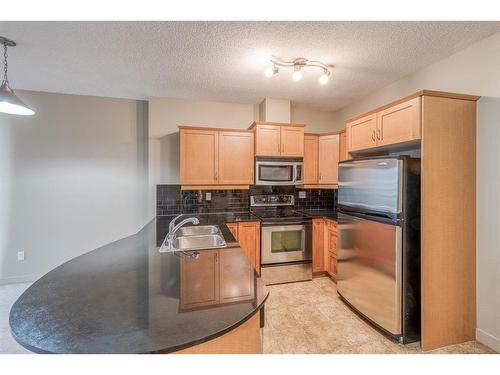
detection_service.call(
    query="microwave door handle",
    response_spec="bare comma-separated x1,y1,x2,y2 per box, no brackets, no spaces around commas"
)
292,165,297,182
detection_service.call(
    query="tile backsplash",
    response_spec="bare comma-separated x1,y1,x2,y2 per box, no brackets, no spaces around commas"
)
157,184,337,216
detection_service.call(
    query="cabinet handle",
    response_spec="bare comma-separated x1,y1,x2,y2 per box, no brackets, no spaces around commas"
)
215,253,218,262
371,130,376,141
377,129,381,140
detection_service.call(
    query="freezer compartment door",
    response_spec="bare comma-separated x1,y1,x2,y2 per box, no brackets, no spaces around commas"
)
337,212,402,335
338,158,402,215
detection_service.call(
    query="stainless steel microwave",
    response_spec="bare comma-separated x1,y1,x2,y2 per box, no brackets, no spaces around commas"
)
255,157,303,186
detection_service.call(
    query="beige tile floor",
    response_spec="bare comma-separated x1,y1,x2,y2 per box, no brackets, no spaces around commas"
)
262,277,496,354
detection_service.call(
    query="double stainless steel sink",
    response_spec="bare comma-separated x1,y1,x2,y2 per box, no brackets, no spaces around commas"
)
160,225,227,253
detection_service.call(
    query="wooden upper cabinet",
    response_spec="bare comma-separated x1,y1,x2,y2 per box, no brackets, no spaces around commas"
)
218,131,254,185
377,97,421,146
339,130,349,162
318,134,340,184
253,123,304,157
346,96,422,153
347,113,377,152
180,129,218,185
280,126,304,157
180,127,254,187
303,134,319,184
255,124,281,156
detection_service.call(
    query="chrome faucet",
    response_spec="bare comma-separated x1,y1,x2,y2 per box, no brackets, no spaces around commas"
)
165,215,200,250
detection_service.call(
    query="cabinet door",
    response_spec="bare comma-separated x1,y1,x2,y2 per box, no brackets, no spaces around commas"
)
312,219,325,273
377,97,421,146
255,125,281,156
303,135,319,184
339,130,349,162
180,249,220,310
180,129,218,185
226,222,239,240
218,131,254,185
327,227,338,256
219,248,255,304
328,254,338,278
280,126,304,157
347,113,377,152
318,134,340,184
237,221,261,273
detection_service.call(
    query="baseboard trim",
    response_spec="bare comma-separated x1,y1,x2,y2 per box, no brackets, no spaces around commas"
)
0,274,41,285
476,328,500,353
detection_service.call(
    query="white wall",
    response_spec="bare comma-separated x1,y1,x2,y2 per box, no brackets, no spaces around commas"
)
476,97,500,353
149,97,257,139
332,32,500,127
291,103,340,132
329,31,500,352
148,96,338,189
0,91,149,283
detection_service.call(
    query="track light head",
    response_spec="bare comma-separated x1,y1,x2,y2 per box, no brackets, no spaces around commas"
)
292,65,303,81
264,64,278,78
319,70,330,85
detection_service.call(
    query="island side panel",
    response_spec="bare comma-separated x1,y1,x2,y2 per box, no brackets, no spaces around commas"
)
173,312,261,354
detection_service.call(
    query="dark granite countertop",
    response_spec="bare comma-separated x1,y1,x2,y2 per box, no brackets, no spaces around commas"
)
298,209,338,221
9,216,268,354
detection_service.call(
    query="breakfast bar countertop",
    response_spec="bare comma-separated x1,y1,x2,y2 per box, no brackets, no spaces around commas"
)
9,215,268,354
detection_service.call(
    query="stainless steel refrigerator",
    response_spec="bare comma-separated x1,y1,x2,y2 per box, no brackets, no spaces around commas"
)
337,156,421,343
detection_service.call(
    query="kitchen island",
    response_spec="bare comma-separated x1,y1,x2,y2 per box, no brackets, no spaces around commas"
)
9,215,268,354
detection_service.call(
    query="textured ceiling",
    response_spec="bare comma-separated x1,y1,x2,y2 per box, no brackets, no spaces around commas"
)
0,21,499,111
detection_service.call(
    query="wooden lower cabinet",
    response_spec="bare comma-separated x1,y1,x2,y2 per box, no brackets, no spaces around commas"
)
325,219,338,279
180,249,220,310
312,218,338,278
312,218,325,273
226,222,238,239
179,248,255,311
227,221,261,274
328,253,338,279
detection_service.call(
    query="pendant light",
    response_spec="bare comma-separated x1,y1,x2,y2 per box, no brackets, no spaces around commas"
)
0,37,35,116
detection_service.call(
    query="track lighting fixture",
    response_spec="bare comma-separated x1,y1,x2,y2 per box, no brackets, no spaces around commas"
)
264,56,333,85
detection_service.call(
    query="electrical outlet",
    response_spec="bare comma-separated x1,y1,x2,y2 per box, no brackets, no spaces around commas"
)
205,192,211,201
299,191,306,199
17,251,25,261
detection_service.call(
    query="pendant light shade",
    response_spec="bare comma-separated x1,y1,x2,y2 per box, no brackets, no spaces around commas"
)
0,82,35,115
0,36,35,116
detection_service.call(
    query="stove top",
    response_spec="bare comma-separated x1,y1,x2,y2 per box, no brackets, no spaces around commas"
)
250,208,310,222
249,194,311,223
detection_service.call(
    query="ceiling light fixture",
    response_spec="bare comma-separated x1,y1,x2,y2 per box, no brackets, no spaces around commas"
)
0,36,35,116
264,64,278,78
264,56,333,85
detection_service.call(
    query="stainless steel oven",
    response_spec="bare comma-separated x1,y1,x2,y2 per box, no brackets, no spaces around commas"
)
255,157,303,186
250,194,312,285
261,221,311,265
